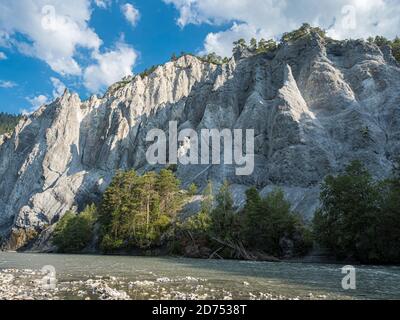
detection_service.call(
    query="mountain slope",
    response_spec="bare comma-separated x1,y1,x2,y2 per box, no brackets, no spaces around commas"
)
1,31,400,250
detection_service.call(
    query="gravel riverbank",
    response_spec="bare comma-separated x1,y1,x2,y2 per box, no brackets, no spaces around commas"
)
0,268,332,300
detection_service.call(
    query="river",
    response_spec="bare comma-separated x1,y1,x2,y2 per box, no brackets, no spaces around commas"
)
0,252,399,300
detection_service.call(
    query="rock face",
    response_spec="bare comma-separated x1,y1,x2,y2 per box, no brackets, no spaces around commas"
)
1,32,400,250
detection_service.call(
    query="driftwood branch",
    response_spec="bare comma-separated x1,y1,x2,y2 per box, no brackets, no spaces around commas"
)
210,237,280,262
185,230,196,246
211,237,257,261
209,246,224,259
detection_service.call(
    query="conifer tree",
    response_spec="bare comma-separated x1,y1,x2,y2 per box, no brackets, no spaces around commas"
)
210,181,236,241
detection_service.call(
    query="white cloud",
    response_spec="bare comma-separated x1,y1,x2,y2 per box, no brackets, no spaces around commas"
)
0,0,102,76
0,80,16,88
21,77,67,114
121,3,140,27
27,95,48,108
0,52,6,60
50,77,66,98
163,0,287,29
95,0,112,9
83,41,137,92
203,23,269,58
164,0,400,56
0,1,140,94
21,94,49,115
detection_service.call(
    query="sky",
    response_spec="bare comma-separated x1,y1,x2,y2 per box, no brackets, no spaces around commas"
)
0,0,399,114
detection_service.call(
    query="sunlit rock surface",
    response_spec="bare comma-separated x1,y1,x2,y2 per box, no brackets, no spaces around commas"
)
1,32,399,249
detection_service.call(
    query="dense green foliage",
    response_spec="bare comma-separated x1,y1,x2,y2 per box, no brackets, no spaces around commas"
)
209,181,238,242
51,157,400,264
367,36,400,62
53,204,96,253
241,187,312,257
0,112,22,136
177,181,311,259
99,169,183,252
256,38,278,53
313,161,400,264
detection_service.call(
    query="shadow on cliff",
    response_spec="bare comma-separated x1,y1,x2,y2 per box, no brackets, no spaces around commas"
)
70,52,284,214
0,101,63,248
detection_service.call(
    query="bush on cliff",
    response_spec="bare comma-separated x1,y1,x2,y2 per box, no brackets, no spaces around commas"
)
368,36,400,62
0,112,22,136
281,23,326,42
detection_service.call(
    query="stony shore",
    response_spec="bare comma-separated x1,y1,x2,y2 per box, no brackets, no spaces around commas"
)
0,268,331,300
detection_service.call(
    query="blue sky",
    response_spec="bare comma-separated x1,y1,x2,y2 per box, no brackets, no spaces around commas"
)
0,0,399,114
0,0,224,114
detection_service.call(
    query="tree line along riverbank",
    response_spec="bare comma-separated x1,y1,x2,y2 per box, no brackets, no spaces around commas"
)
47,159,400,265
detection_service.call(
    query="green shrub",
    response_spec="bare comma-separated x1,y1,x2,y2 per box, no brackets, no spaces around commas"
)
0,112,22,136
256,39,278,54
368,36,400,62
242,188,312,257
53,204,96,253
281,23,326,42
188,183,198,196
391,37,400,62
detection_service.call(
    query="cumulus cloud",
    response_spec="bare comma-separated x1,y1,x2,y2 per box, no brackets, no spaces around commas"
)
0,52,6,60
121,3,140,27
83,41,137,92
21,77,67,114
27,94,48,108
21,94,49,115
0,0,101,76
0,80,16,88
0,1,140,94
164,0,400,56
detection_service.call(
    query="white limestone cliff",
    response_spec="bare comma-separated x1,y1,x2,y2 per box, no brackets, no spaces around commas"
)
1,33,399,250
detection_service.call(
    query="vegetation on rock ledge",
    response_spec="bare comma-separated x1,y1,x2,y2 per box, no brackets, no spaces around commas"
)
367,36,400,62
0,113,22,136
